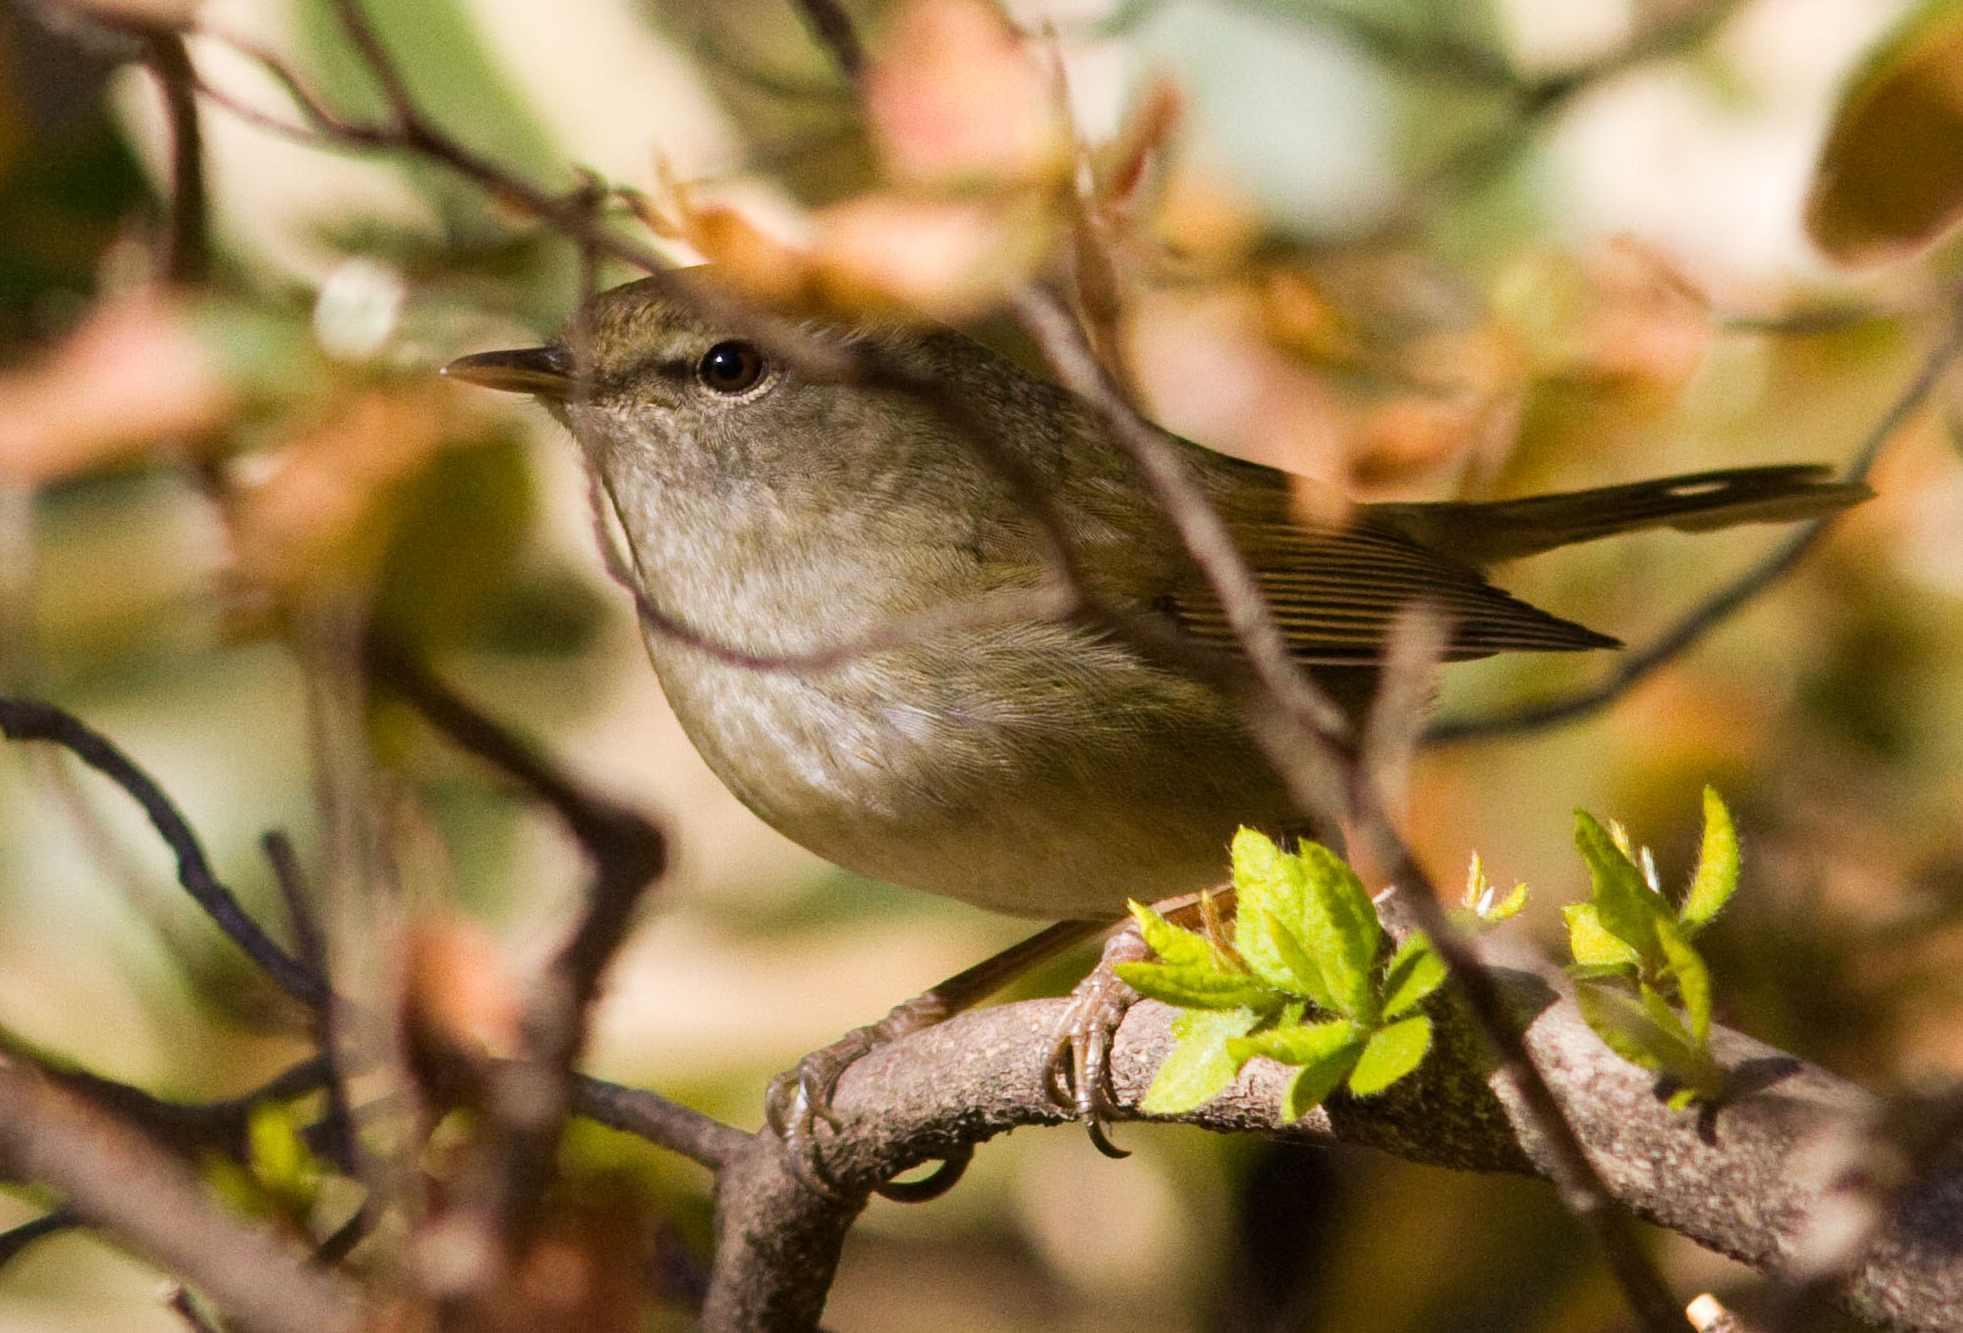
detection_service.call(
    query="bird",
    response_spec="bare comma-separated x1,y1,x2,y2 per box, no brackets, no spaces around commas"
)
445,275,1868,924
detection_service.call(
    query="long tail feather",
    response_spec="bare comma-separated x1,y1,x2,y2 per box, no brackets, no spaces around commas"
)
1369,465,1872,566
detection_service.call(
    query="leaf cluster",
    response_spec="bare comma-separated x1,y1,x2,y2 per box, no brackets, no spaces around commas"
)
1562,787,1739,1108
1118,829,1446,1122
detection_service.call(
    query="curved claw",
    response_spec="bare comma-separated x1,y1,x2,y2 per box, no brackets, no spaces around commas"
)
1042,926,1148,1153
778,1082,847,1200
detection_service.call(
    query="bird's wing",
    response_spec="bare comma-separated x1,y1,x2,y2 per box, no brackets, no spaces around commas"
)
1166,459,1619,664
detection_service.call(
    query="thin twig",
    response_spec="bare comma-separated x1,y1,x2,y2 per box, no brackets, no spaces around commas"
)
1430,288,1963,742
0,1209,77,1271
261,831,357,1173
140,29,208,284
786,0,866,85
572,1076,751,1170
0,698,326,1008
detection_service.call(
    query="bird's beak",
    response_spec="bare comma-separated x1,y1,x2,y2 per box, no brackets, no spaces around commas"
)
441,345,574,399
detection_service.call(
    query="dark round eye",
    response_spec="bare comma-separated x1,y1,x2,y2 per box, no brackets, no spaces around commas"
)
697,340,766,394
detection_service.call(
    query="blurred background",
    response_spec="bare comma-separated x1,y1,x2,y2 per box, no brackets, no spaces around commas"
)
2,0,1961,1327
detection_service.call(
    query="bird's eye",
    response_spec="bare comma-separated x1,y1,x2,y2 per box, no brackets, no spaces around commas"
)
697,340,766,395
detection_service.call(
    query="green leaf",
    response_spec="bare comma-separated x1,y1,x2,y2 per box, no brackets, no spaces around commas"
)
1573,979,1682,1072
1563,903,1640,970
1348,1014,1432,1095
1140,1007,1262,1115
1806,0,1963,264
246,1102,321,1212
1574,812,1668,965
1231,828,1324,998
1283,1041,1364,1121
1655,917,1714,1045
1482,881,1529,923
1679,787,1740,931
1228,1017,1358,1068
1290,841,1384,1020
1117,959,1275,1010
1128,900,1220,971
1574,980,1725,1102
1381,933,1446,1018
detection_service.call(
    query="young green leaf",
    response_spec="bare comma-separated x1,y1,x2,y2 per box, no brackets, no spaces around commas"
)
1574,812,1668,963
1283,1040,1365,1121
1678,787,1739,932
1232,829,1321,997
1381,932,1446,1018
1117,958,1276,1010
1563,902,1640,970
1482,882,1529,923
1348,1014,1433,1095
1140,1007,1263,1115
1228,1017,1357,1068
1655,917,1714,1044
1128,899,1219,970
1289,841,1383,1021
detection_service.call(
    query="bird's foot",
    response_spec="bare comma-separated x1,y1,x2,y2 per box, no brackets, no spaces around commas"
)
765,1001,963,1202
1044,923,1151,1158
765,918,1109,1199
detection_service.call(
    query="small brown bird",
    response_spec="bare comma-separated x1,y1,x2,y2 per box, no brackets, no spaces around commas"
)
447,277,1867,921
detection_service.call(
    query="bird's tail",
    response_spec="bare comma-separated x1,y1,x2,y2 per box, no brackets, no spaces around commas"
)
1371,464,1872,566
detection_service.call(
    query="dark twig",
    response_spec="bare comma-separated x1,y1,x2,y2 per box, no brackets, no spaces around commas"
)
1014,287,1690,1332
1345,777,1693,1332
168,1287,223,1333
0,1209,77,1271
1430,286,1963,742
261,831,356,1172
786,0,866,85
572,1076,751,1170
0,698,325,1008
362,627,669,1278
140,29,208,284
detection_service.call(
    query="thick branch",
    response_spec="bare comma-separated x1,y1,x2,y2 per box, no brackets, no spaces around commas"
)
702,957,1947,1333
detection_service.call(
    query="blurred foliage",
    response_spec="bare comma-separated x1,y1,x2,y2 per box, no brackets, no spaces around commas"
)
1,0,1962,1328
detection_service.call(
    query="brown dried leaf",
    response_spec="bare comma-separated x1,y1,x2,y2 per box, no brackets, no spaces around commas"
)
1808,0,1963,265
1094,78,1183,212
809,193,1050,319
0,289,236,484
227,385,457,601
403,916,525,1075
865,0,1064,188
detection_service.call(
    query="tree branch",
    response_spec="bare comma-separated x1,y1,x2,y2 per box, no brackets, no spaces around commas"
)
0,1060,362,1333
700,952,1951,1333
0,698,327,1008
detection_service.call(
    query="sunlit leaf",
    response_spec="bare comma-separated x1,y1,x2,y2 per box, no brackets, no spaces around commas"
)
1347,1014,1432,1095
1574,812,1667,965
1381,932,1446,1018
1117,958,1275,1010
1679,787,1739,931
1655,919,1714,1046
1563,902,1640,970
1232,829,1330,1002
1289,840,1383,1020
1140,1006,1262,1114
1283,1040,1364,1121
1228,1016,1357,1068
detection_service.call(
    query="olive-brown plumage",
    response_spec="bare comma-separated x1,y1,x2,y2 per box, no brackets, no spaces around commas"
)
446,277,1868,917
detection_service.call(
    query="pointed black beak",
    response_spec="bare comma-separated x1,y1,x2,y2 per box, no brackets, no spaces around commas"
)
441,345,574,398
